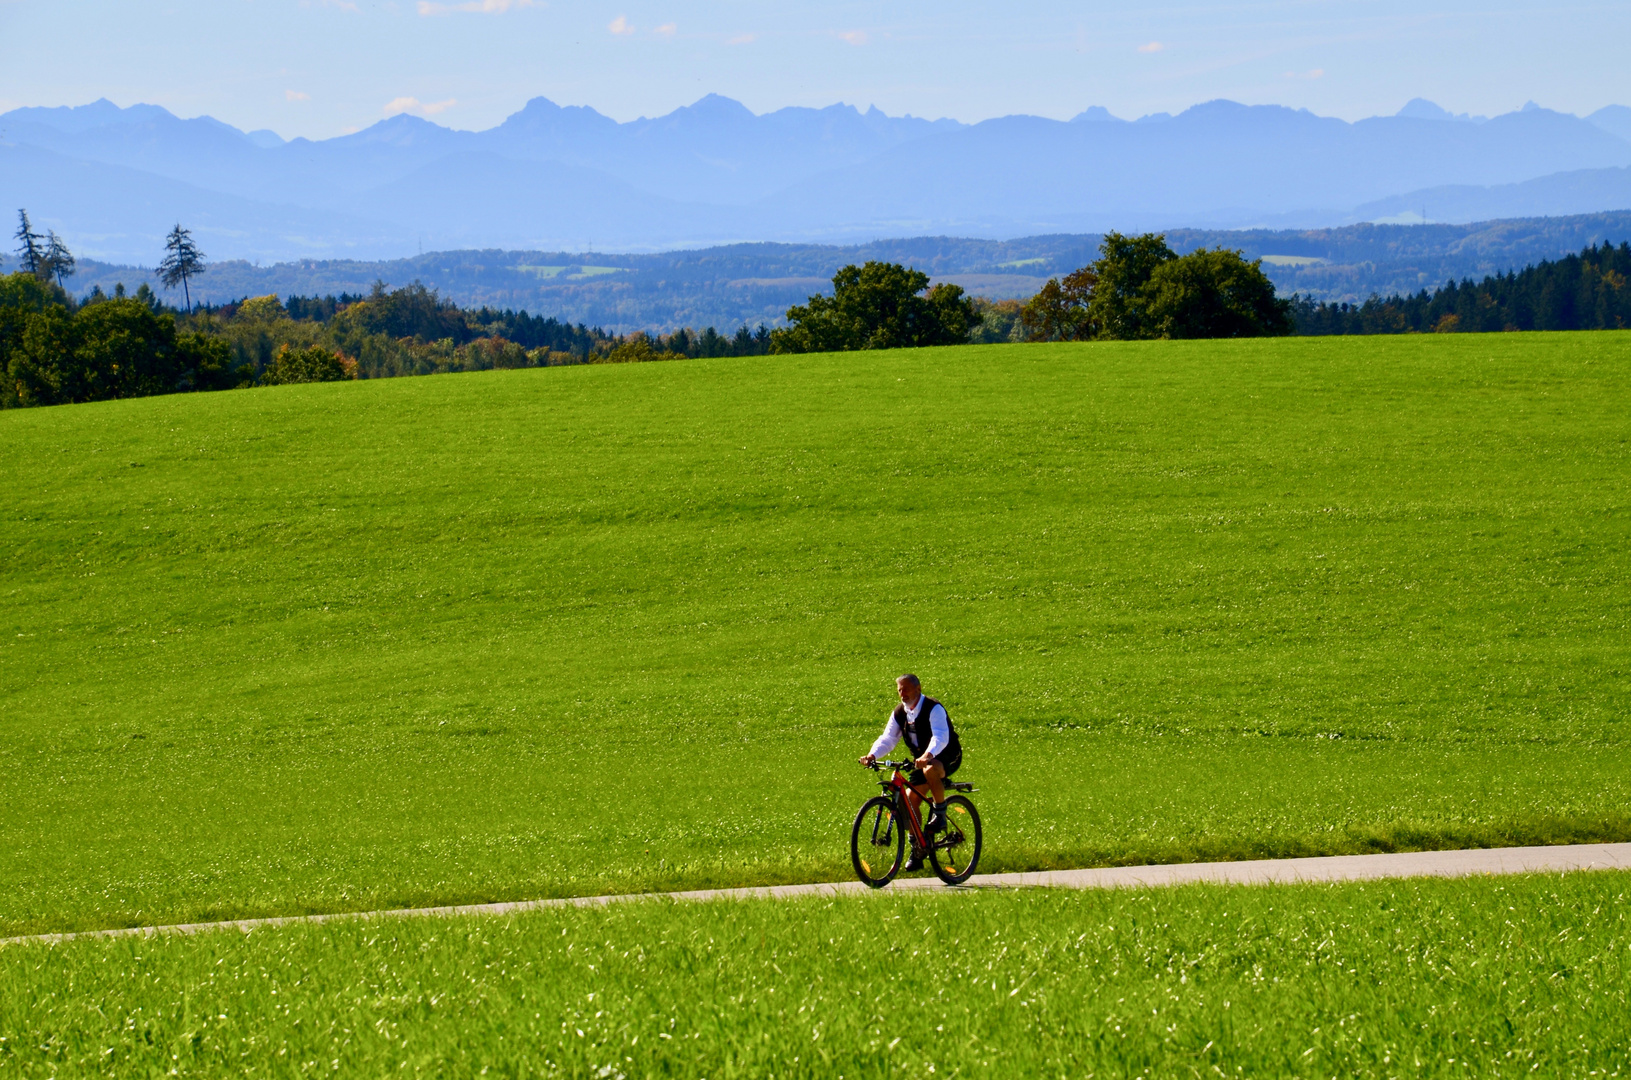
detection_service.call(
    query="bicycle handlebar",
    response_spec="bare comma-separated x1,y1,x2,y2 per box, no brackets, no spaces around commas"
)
864,759,917,772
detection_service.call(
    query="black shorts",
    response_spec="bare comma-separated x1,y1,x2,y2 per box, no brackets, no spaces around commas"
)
909,750,961,787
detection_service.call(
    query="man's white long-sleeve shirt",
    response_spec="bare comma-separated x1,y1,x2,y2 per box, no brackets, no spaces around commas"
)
870,697,950,759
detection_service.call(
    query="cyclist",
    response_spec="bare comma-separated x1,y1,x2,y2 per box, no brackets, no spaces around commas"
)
858,673,963,869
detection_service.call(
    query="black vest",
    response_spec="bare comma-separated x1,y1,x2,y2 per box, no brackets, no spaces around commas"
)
892,696,960,760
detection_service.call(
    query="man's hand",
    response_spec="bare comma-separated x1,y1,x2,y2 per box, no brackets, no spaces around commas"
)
859,754,877,767
915,751,934,769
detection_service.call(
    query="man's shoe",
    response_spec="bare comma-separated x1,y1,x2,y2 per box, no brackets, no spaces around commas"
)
925,805,947,836
903,855,924,872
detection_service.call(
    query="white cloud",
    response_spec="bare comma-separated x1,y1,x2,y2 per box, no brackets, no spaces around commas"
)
608,14,634,35
417,0,538,14
1137,41,1163,53
383,96,457,117
654,22,676,37
838,30,868,46
285,90,311,102
726,32,754,45
1284,68,1325,79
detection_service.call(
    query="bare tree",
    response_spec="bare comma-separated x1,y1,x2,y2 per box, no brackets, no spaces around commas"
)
157,223,206,311
43,230,76,290
14,209,45,278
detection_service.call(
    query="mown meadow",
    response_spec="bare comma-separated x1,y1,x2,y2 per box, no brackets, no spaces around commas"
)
1,332,1629,941
4,871,1628,1077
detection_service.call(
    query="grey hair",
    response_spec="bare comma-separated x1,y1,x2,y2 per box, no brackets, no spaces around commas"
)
896,673,921,688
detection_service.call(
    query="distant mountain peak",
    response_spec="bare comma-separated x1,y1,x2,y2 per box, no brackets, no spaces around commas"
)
1396,98,1487,124
1070,106,1123,123
681,94,757,120
1586,104,1631,144
1,97,179,133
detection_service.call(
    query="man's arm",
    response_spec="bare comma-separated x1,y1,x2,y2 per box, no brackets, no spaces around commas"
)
868,718,903,760
925,704,950,758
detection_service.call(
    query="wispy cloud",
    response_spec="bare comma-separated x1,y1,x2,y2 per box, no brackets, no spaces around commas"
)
1137,40,1164,53
1284,67,1325,79
285,90,311,102
726,32,754,45
838,29,868,46
654,22,676,37
384,96,457,117
416,0,538,14
608,14,634,34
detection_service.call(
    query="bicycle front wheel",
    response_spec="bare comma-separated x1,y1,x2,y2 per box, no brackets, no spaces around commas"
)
851,795,904,888
929,795,982,885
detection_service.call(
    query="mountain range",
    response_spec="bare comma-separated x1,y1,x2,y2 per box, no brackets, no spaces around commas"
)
2,95,1631,265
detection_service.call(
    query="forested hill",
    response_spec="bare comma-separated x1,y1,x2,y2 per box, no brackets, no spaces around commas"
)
39,211,1631,333
1296,240,1631,334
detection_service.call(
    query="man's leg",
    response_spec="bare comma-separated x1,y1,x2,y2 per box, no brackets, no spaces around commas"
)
921,761,946,805
920,761,948,834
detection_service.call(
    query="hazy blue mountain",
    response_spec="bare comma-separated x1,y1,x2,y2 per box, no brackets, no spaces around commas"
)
1355,166,1631,224
0,141,408,264
6,94,1631,263
1588,105,1631,143
759,101,1631,238
1396,98,1487,123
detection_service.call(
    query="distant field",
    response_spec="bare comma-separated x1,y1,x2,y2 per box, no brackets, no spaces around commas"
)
2,332,1629,938
5,871,1628,1076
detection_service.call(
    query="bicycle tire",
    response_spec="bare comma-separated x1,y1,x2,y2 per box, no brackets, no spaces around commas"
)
928,794,982,885
851,795,904,888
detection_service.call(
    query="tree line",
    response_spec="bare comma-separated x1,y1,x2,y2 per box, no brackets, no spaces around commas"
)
1291,241,1631,334
2,211,777,408
7,213,1627,411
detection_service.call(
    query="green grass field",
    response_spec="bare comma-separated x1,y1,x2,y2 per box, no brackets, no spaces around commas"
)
4,871,1628,1077
2,333,1630,941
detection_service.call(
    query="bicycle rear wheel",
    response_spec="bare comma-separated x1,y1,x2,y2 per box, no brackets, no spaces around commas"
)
929,795,982,885
851,795,904,888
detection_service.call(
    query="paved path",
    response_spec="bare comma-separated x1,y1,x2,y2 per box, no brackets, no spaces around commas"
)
7,842,1628,948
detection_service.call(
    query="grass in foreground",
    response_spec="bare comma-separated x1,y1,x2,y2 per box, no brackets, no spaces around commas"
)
2,333,1630,935
4,870,1629,1077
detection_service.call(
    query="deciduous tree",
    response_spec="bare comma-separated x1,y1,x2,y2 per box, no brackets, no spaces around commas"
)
770,261,979,353
1019,266,1098,342
1144,248,1294,338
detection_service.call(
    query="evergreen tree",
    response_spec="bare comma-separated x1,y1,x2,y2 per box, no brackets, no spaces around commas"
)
14,210,45,279
43,231,76,291
157,224,206,311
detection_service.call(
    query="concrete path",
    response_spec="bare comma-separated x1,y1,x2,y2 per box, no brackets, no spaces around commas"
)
6,842,1628,948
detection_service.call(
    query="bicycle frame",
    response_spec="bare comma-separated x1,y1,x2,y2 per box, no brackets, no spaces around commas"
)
874,762,947,853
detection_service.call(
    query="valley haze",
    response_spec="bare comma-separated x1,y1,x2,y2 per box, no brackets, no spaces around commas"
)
4,95,1631,267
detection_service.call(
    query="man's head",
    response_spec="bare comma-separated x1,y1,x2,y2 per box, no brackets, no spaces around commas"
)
896,673,922,708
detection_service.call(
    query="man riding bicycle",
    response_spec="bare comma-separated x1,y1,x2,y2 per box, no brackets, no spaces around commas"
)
858,673,963,871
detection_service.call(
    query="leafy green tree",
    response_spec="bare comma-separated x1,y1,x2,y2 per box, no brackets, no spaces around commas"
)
13,211,45,279
1144,249,1294,338
177,332,243,391
769,261,979,354
262,344,351,385
157,224,206,311
1019,267,1098,342
72,298,187,400
336,281,471,343
1086,232,1178,340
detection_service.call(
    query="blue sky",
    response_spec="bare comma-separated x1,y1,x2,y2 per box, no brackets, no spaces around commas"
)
2,0,1626,138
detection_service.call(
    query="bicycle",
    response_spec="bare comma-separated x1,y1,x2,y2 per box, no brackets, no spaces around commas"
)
850,759,982,887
